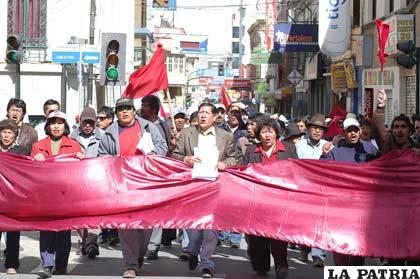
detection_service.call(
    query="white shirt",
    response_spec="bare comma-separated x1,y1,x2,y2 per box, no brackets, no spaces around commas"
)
295,136,328,159
198,126,217,149
35,121,47,139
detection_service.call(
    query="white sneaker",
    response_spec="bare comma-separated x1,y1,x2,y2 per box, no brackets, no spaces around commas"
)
6,268,17,274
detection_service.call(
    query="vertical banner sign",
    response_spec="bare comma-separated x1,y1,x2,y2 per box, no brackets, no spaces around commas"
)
319,0,351,57
265,0,278,51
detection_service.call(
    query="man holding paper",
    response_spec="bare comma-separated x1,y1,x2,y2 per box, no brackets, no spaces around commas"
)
172,102,236,278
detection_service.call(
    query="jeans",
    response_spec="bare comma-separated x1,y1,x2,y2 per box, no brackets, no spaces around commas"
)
186,229,218,271
218,231,242,246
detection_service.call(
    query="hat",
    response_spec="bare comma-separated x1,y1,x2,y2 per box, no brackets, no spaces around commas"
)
115,97,134,109
47,110,66,120
172,107,187,118
80,107,96,123
343,118,360,130
284,123,305,141
308,114,328,129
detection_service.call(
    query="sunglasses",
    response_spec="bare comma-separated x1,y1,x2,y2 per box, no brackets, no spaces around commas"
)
97,116,108,121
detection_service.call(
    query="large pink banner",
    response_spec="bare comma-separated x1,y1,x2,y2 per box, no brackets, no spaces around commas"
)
0,150,419,259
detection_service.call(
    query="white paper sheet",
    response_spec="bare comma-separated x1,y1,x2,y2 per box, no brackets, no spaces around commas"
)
191,146,219,180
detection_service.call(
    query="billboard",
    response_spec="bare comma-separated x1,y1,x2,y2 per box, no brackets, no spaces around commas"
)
274,24,319,52
319,0,351,57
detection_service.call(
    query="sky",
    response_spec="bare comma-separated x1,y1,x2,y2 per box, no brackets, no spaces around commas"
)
157,0,243,55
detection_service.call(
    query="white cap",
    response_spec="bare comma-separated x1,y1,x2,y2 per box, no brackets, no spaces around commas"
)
172,107,187,118
48,110,66,120
343,118,360,130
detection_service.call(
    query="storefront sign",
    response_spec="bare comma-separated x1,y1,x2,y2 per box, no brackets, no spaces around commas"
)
363,69,395,87
344,60,357,89
304,54,318,80
224,79,252,88
364,88,374,119
265,0,278,51
274,24,319,52
250,47,283,65
319,0,351,57
331,63,348,93
384,14,414,56
198,77,214,86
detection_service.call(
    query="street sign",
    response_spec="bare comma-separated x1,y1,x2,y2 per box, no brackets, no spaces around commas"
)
52,51,80,64
81,51,100,64
287,69,303,86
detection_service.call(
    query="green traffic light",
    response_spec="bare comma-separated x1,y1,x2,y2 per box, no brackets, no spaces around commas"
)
106,67,118,80
6,51,19,63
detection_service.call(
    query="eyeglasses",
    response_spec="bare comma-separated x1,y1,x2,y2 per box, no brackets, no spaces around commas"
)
97,116,107,121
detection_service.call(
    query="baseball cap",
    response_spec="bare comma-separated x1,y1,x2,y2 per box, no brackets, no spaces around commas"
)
115,97,134,109
48,110,66,120
172,107,187,118
80,107,96,122
343,118,360,130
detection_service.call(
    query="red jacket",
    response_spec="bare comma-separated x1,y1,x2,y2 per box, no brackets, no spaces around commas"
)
31,136,81,157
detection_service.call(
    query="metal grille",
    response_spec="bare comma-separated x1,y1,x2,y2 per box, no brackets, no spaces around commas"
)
7,0,47,62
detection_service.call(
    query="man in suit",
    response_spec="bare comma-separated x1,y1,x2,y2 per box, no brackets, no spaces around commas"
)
172,102,237,278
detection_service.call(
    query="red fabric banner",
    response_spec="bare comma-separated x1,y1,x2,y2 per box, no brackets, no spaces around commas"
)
1,151,420,259
220,87,232,109
122,44,169,99
375,19,390,72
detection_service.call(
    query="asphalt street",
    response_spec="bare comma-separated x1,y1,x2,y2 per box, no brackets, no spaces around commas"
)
0,231,336,279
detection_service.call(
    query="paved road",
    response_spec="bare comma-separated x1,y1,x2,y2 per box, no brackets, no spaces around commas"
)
0,232,331,278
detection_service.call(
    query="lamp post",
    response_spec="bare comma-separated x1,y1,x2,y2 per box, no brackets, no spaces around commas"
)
184,69,204,108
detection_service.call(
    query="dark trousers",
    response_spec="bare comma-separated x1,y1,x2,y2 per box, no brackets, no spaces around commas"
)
161,229,177,246
333,252,364,266
39,231,71,270
0,232,20,269
247,234,288,272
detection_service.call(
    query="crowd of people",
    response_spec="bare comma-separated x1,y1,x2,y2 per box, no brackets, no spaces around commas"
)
0,89,419,278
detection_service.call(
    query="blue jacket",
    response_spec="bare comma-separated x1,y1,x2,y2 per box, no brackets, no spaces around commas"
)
322,140,378,163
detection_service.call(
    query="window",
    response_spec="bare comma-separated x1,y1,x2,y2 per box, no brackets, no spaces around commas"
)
232,27,240,38
390,0,394,13
372,0,376,20
232,42,240,54
353,0,360,26
7,0,47,47
166,55,184,74
232,57,240,69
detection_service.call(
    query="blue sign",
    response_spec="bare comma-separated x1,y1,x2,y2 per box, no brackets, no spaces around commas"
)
274,24,319,52
52,51,80,64
82,51,100,64
168,0,176,11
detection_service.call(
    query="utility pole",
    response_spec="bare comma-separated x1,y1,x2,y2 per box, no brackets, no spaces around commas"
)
87,0,96,106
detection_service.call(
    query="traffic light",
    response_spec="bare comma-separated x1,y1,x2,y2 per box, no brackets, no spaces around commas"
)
100,33,126,86
185,92,192,108
6,35,23,64
218,63,224,76
397,40,416,69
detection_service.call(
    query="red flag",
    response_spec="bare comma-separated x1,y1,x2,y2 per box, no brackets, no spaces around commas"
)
220,87,232,109
122,44,168,99
375,19,390,72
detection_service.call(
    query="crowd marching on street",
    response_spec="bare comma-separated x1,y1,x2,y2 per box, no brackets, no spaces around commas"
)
0,90,420,279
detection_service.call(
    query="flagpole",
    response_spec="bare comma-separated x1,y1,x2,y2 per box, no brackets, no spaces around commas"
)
164,89,176,130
